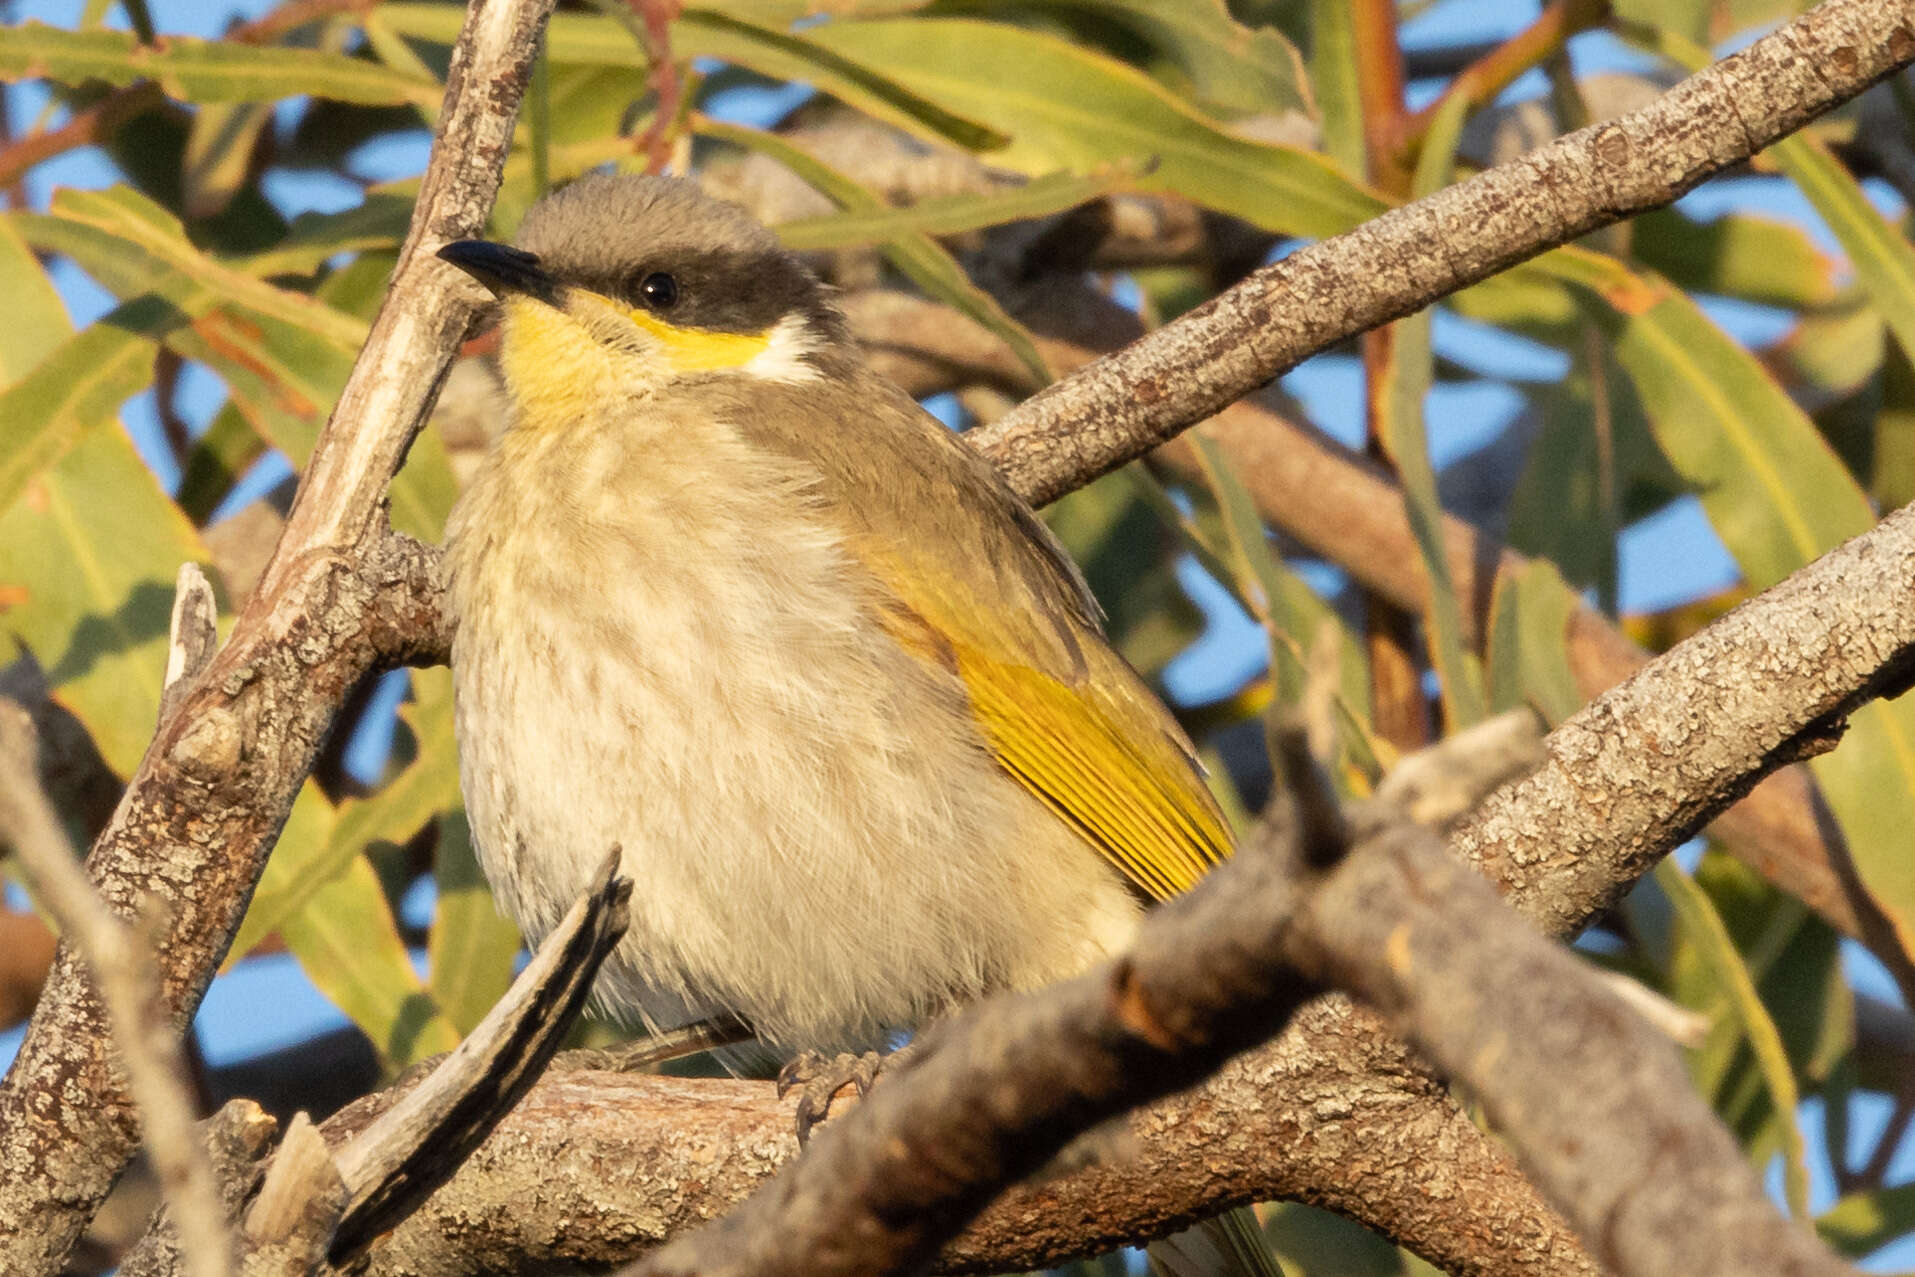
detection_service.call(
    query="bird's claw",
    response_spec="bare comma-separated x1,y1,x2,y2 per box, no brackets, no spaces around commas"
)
777,1049,883,1144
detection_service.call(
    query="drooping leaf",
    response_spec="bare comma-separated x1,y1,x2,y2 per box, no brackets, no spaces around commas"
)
0,423,209,775
277,850,462,1069
1654,856,1811,1217
1532,246,1915,988
428,810,522,1036
1537,249,1871,591
771,168,1132,252
776,16,1383,238
1307,0,1364,178
1378,89,1485,729
1186,434,1381,786
0,216,73,380
1769,132,1915,378
0,20,439,106
1485,558,1583,725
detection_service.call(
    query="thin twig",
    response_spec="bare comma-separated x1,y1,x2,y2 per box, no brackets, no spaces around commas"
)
630,0,686,174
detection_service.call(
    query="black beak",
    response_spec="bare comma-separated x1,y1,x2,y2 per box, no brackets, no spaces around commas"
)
437,240,561,305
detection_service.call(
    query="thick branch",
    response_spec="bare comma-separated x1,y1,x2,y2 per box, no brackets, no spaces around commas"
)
0,0,550,1268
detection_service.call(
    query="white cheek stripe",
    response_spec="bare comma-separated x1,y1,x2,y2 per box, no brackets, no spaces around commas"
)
741,313,824,384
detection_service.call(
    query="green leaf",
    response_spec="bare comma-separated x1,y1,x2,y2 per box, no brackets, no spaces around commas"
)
0,297,163,518
175,401,266,525
428,810,522,1036
1632,207,1838,312
233,670,461,957
0,21,439,106
181,101,274,220
948,0,1310,118
1379,89,1485,730
1185,435,1380,783
701,116,1054,383
1505,361,1679,597
1654,856,1811,1218
379,4,1008,153
24,186,367,346
1485,559,1583,725
1820,1183,1915,1259
1533,248,1915,967
1770,131,1915,375
0,423,209,776
770,168,1132,252
788,16,1383,238
1537,249,1872,591
278,851,462,1069
232,668,463,961
24,186,459,540
1308,0,1364,178
0,216,73,380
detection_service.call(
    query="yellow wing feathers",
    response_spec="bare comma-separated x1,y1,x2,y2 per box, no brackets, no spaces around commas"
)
872,566,1232,902
960,648,1230,900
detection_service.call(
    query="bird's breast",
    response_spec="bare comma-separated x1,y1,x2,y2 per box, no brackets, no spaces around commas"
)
440,409,1085,1047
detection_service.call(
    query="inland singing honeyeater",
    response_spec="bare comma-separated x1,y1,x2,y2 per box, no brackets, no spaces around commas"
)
437,174,1234,1070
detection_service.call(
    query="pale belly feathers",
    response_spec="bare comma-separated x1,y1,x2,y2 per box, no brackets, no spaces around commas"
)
444,411,1139,1051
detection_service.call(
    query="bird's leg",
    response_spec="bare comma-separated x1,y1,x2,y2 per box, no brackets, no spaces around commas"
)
777,1041,921,1144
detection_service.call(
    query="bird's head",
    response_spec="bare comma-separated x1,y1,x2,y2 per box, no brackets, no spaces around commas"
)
438,174,846,419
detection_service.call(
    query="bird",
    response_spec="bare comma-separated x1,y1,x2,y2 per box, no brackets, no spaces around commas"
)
437,172,1277,1275
438,171,1234,1065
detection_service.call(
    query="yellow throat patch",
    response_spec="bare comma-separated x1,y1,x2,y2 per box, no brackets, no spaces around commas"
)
497,294,777,425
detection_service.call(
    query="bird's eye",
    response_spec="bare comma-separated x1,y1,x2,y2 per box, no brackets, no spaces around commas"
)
637,271,679,310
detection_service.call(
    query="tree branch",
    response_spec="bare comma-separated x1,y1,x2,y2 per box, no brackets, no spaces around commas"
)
967,0,1915,507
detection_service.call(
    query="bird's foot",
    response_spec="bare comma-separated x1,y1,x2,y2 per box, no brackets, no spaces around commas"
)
777,1048,893,1144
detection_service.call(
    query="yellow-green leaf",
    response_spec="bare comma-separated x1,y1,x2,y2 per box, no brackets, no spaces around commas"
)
1380,89,1485,729
798,16,1382,239
278,851,462,1069
379,4,1007,153
428,810,522,1035
1654,857,1810,1218
0,297,162,518
989,0,1310,118
0,20,439,106
1770,132,1915,374
0,215,72,380
0,423,209,775
771,168,1132,252
1486,558,1583,725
